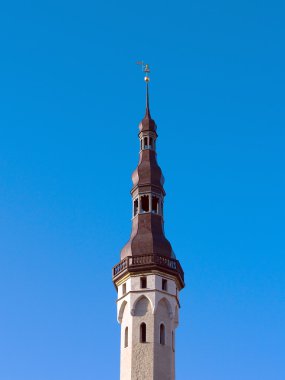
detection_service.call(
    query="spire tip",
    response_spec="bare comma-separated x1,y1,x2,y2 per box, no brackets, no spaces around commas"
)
136,61,151,117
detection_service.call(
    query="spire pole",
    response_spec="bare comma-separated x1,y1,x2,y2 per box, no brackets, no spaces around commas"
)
145,81,150,117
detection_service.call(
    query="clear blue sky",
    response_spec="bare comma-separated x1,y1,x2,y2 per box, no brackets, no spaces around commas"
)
0,1,284,379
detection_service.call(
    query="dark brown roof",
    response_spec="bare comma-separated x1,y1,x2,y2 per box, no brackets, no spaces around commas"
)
131,150,164,194
139,113,157,133
120,88,173,260
121,213,173,259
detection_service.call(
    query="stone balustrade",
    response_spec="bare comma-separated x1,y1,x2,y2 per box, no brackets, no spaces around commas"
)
112,254,184,287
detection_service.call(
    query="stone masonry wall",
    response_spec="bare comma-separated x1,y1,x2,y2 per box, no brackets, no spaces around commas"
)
117,273,180,380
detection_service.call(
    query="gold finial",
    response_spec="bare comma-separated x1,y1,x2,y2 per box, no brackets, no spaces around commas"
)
136,61,151,82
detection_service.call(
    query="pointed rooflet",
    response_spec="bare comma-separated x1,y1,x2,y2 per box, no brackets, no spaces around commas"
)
139,81,157,134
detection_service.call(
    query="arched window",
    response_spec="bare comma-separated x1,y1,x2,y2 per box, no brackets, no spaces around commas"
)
152,196,159,214
133,198,138,216
149,137,153,149
140,323,146,343
141,195,149,212
172,331,175,351
144,137,148,149
124,327,128,348
160,323,165,345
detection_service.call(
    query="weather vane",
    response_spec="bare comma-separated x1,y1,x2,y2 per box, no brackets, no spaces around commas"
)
136,61,150,82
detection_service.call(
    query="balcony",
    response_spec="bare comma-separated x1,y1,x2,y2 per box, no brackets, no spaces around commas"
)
112,254,184,288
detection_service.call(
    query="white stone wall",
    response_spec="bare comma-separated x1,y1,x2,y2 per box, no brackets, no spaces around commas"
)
117,273,180,380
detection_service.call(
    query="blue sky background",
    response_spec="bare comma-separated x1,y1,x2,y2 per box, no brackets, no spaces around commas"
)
0,0,284,379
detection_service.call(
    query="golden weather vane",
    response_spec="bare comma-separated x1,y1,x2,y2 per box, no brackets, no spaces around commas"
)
136,61,151,82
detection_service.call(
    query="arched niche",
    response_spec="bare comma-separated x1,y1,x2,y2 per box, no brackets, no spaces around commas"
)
154,297,173,319
118,300,127,324
174,305,179,327
132,295,153,316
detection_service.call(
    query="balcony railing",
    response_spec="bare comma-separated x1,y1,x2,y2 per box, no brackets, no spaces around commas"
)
112,254,184,285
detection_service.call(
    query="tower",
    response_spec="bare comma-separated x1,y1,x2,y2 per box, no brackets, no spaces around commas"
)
112,65,185,380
